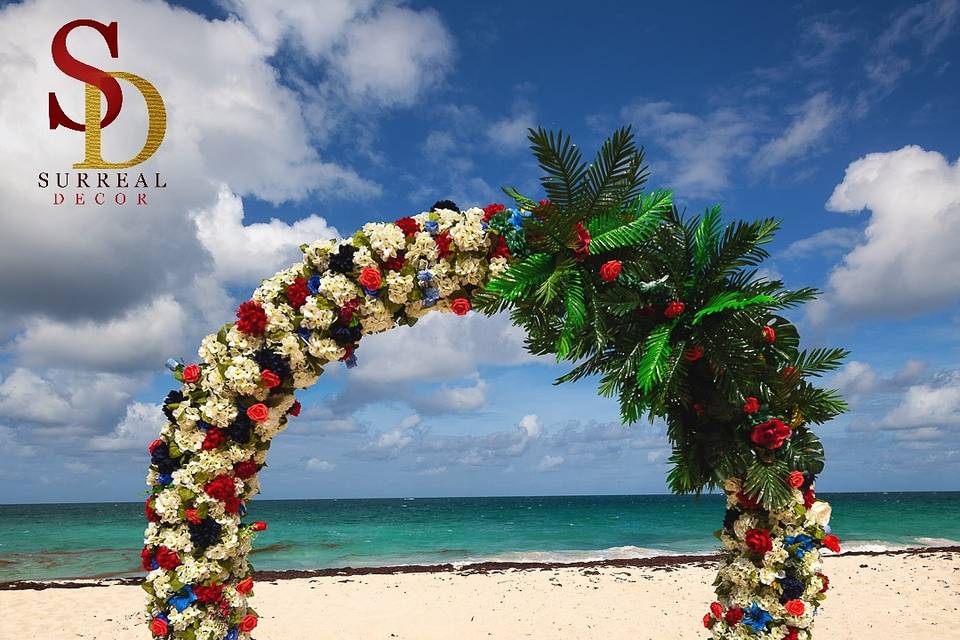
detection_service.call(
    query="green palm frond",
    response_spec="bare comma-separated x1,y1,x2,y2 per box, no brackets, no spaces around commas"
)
691,291,779,324
636,320,675,393
528,127,586,210
580,126,648,219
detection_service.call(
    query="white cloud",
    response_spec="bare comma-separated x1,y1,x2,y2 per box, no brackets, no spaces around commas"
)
193,186,341,284
89,402,166,451
535,454,564,471
880,375,960,431
486,106,535,150
621,101,754,195
518,414,541,439
783,227,863,259
811,145,960,322
13,296,186,371
751,93,840,173
329,5,453,107
353,414,421,459
305,458,337,472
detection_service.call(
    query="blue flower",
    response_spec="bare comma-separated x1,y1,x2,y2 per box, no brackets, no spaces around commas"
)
168,586,197,612
417,270,433,283
508,209,524,229
224,629,239,640
784,534,815,558
164,358,183,372
344,353,358,369
362,286,380,298
423,220,439,235
157,473,173,486
296,327,312,343
742,603,772,632
422,287,440,308
307,275,322,294
150,558,159,570
196,420,212,431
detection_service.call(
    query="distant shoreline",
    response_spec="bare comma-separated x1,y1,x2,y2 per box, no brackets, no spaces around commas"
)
3,545,957,592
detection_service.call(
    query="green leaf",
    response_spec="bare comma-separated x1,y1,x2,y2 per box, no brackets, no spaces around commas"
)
636,321,675,393
783,429,825,475
590,194,669,253
484,253,555,301
691,292,778,324
580,125,649,218
527,127,587,210
692,205,722,270
502,185,539,210
744,459,792,510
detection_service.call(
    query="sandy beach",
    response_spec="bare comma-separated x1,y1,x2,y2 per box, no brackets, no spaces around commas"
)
1,548,957,640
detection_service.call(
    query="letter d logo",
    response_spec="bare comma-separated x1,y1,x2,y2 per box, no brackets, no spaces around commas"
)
49,20,166,169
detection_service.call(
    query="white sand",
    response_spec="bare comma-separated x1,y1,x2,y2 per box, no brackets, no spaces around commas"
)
1,551,957,639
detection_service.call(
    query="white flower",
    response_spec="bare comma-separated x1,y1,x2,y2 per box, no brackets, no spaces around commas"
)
806,501,832,527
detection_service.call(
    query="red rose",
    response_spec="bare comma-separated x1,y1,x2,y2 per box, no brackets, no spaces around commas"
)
742,396,761,414
235,300,267,336
286,277,309,309
194,583,223,604
782,366,797,379
155,546,180,570
246,403,269,422
702,613,713,629
490,235,511,259
219,600,232,618
239,614,258,632
383,254,406,272
573,222,591,260
140,546,153,571
359,267,382,291
185,508,202,525
750,418,791,449
395,216,420,237
202,428,225,450
224,497,242,514
788,471,805,488
684,345,704,362
450,297,471,316
236,576,254,594
482,203,505,222
204,475,236,501
744,528,773,556
599,260,622,282
234,460,259,480
288,401,302,417
145,498,158,523
148,438,164,454
785,629,799,640
725,607,744,624
339,298,361,322
817,572,830,592
261,369,281,389
784,599,805,616
150,617,169,636
252,521,267,531
710,601,723,618
736,490,762,510
435,230,453,257
664,300,685,318
762,325,776,344
822,534,841,553
182,364,200,384
804,488,816,509
692,403,705,417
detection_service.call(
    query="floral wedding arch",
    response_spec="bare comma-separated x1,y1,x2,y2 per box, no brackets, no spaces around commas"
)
142,128,847,640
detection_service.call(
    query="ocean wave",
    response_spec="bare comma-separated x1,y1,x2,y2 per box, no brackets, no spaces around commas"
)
451,545,698,566
828,537,960,555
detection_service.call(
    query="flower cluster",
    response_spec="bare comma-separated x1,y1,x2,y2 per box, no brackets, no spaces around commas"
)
143,202,520,639
704,475,839,640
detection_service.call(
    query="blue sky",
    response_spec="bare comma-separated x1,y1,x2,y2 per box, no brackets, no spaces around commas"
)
0,0,958,503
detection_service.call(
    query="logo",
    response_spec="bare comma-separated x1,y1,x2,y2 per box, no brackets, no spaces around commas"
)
49,19,166,168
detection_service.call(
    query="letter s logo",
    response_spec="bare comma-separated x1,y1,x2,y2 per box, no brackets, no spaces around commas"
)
48,19,166,169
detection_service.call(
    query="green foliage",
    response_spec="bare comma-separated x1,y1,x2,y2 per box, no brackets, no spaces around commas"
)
476,126,848,504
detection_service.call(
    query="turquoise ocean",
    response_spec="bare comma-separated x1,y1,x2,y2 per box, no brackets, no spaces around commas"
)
1,492,958,582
